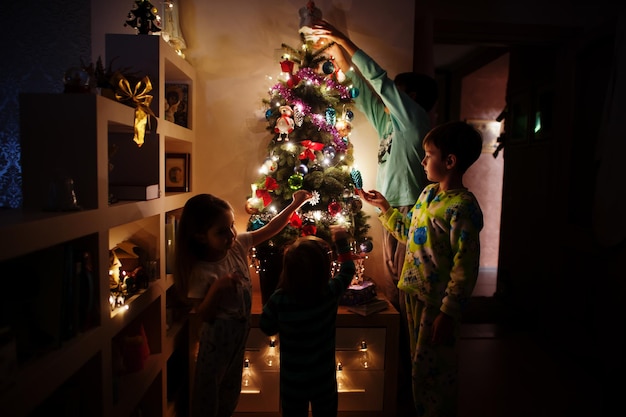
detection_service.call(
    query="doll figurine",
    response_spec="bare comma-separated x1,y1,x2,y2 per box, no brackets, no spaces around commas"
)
298,1,323,42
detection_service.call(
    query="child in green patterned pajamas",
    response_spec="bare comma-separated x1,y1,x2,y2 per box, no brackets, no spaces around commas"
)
358,121,484,417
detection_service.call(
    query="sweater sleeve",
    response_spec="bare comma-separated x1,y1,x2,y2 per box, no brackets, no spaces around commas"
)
378,207,411,244
351,49,421,132
440,198,483,319
330,238,356,295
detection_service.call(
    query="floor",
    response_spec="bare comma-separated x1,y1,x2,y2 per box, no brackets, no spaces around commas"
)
457,269,603,417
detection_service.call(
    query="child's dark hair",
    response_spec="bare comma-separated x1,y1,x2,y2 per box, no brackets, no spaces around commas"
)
423,121,483,173
277,236,332,304
174,194,232,301
394,72,438,112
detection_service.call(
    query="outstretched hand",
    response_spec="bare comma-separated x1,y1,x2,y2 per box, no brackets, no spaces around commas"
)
292,189,313,207
356,189,391,212
312,20,358,56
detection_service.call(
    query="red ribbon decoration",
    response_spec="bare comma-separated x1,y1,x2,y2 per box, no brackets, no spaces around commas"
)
301,224,317,236
299,140,325,160
289,212,302,228
256,176,279,206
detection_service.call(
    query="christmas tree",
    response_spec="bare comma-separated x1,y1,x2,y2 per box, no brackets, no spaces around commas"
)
246,6,374,301
124,0,162,35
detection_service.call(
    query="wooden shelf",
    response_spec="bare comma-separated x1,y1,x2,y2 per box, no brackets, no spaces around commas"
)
0,34,197,417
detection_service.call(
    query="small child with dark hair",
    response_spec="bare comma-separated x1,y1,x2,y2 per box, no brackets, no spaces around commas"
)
259,226,355,417
358,120,484,417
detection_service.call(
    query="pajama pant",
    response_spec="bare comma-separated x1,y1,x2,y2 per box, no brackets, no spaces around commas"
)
191,318,249,417
405,295,459,417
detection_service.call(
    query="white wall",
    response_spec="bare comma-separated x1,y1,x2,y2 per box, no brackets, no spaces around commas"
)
92,0,416,289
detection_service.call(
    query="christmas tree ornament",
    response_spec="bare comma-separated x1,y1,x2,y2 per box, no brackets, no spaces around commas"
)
274,105,295,141
298,140,324,160
298,1,323,42
294,164,309,176
350,196,363,212
264,158,278,173
289,212,303,228
250,218,266,230
280,59,295,73
301,223,317,236
335,119,352,138
265,108,273,120
322,60,335,75
345,109,354,121
350,87,359,98
359,239,374,253
256,176,279,206
293,106,305,126
325,106,336,126
338,69,347,83
280,57,301,87
328,200,342,216
350,168,363,189
310,163,323,172
246,184,265,214
288,174,304,190
245,198,260,215
323,145,336,160
308,190,321,205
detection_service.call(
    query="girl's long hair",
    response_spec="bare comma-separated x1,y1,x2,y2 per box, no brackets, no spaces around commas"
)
173,194,232,303
277,236,332,305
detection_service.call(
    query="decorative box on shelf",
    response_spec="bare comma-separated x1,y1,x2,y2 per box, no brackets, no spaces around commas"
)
340,279,377,306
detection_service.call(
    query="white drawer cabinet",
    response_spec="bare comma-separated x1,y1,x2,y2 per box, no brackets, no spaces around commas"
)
231,292,400,417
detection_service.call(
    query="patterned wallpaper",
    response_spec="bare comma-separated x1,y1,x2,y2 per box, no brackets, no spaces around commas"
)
0,0,91,208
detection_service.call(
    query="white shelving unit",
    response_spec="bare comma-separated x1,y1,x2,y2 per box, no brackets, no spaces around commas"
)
0,34,196,417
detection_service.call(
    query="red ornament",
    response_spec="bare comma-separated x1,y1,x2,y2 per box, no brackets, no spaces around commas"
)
280,60,294,73
328,201,342,216
301,224,317,236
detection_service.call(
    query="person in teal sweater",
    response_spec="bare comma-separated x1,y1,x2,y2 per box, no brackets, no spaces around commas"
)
358,121,484,417
313,20,438,417
259,226,355,417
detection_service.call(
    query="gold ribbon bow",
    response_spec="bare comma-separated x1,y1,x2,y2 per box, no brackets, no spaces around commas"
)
115,76,156,147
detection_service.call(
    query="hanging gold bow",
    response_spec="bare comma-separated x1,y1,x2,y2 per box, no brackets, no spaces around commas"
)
115,75,156,147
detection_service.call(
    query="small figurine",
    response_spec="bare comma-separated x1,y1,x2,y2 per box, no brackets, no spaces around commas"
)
298,1,323,42
274,105,295,141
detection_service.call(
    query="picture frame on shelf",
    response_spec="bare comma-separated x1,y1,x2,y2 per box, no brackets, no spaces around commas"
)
164,83,189,128
165,153,190,192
